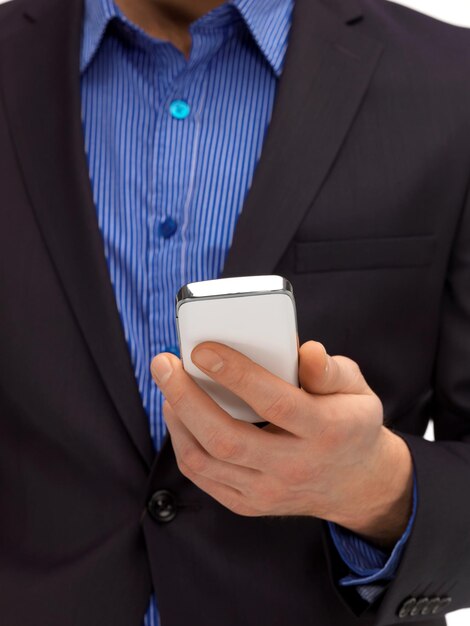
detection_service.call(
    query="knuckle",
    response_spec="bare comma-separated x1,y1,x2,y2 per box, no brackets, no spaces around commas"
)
372,395,384,424
335,355,357,370
263,392,297,422
253,496,275,515
180,446,208,474
348,364,363,388
232,499,258,517
175,453,192,478
176,459,192,478
336,357,365,393
206,431,243,461
345,357,361,375
220,494,246,515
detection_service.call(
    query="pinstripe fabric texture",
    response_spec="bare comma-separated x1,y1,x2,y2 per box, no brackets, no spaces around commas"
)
80,0,291,458
80,1,292,623
79,0,412,621
329,476,417,601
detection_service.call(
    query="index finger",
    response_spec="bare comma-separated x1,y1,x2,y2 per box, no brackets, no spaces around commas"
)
191,342,307,436
151,352,295,470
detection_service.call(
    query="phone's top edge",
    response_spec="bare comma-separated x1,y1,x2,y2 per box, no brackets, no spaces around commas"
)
176,275,293,312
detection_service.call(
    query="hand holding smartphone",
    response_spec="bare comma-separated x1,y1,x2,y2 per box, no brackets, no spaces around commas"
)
176,275,299,423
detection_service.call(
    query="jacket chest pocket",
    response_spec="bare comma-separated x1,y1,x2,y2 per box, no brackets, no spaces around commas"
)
295,235,436,273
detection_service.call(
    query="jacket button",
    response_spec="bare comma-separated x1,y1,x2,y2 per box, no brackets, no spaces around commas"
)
411,597,429,616
398,597,416,618
148,489,177,522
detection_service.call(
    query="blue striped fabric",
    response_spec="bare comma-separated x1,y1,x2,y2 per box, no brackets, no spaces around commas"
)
79,0,414,622
328,473,418,602
80,1,292,623
80,0,292,459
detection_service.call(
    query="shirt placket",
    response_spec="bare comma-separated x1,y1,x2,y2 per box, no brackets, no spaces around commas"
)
147,47,201,451
145,19,235,452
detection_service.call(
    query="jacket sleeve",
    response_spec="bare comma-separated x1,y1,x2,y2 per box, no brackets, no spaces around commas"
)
324,179,470,625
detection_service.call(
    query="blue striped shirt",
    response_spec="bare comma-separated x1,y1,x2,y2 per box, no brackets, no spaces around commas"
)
79,0,415,622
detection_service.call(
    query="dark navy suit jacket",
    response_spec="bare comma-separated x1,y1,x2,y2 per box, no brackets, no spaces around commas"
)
1,0,470,624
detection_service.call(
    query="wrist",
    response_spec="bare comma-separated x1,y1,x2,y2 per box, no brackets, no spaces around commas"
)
336,429,414,549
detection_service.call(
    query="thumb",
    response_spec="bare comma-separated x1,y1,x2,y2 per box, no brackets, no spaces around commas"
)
299,340,371,396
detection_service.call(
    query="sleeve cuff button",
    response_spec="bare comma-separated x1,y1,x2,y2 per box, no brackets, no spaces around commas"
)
398,595,452,618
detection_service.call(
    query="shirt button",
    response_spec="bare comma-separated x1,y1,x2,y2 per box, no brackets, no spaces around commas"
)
158,217,178,239
169,99,191,120
147,489,177,523
164,345,180,357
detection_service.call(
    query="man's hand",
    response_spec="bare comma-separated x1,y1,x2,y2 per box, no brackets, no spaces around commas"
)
150,341,413,548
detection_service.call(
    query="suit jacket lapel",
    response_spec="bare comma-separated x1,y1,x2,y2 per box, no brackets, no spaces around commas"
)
221,0,383,277
0,0,155,469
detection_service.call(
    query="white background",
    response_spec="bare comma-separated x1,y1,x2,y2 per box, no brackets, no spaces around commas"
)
1,0,469,622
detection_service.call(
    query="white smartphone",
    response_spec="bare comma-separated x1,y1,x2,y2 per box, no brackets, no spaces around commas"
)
175,275,299,423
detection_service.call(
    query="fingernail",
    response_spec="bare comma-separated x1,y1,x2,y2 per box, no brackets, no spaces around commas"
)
192,348,224,373
151,355,173,385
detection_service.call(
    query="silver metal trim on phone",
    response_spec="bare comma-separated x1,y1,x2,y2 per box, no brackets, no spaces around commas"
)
175,275,295,316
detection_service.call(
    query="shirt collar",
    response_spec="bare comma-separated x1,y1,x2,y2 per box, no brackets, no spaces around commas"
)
80,0,293,77
231,0,293,77
80,0,121,73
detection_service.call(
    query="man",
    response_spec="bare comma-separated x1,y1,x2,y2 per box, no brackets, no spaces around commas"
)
0,0,469,624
